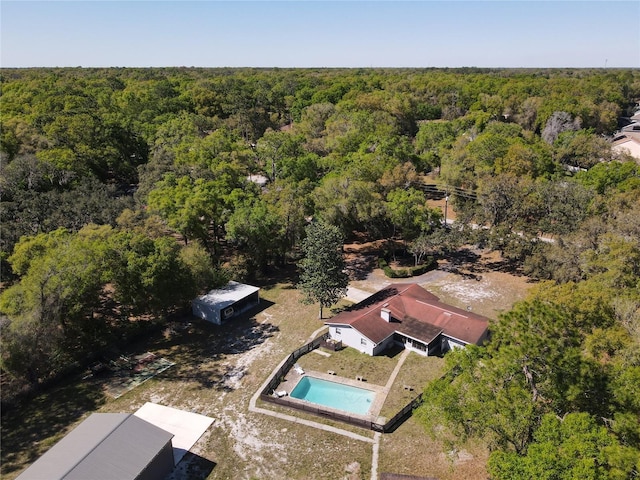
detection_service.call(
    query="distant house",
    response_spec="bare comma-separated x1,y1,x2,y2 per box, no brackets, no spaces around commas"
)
17,413,174,480
192,281,260,325
621,122,640,133
247,174,269,188
325,283,489,356
612,132,640,163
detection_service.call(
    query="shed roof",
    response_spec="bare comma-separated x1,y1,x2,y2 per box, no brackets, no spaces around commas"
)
17,413,174,480
326,283,489,346
194,281,260,310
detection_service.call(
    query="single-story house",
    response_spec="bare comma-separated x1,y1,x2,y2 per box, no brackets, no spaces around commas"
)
192,281,260,325
325,283,489,356
17,413,174,480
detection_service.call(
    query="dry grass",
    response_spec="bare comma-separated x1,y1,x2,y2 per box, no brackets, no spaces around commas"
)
296,345,402,386
379,354,444,419
379,417,489,479
426,269,532,320
2,272,510,480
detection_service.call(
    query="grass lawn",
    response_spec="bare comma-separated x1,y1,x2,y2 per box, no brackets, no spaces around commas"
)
379,417,489,479
2,278,492,480
296,345,402,386
291,345,445,421
379,353,444,419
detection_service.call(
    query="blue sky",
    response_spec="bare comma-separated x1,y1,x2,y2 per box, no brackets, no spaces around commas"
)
1,1,639,68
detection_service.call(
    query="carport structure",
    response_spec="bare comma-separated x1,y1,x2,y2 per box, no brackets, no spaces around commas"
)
192,281,260,325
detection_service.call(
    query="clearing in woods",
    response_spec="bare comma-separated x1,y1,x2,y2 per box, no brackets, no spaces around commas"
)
2,245,534,480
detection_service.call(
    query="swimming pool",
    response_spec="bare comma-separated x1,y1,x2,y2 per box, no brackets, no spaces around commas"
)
290,376,375,415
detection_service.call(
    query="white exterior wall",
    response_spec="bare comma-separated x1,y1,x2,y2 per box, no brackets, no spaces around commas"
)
442,336,467,353
328,325,375,355
404,341,429,357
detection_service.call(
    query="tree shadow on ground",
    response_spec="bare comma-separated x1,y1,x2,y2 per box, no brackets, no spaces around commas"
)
482,258,526,276
345,253,378,281
145,301,279,391
441,247,526,277
438,248,484,280
249,264,300,289
0,376,107,476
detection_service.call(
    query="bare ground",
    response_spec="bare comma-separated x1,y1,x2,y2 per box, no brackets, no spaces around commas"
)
3,246,535,480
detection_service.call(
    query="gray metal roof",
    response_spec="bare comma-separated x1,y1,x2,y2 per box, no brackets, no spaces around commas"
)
17,413,174,480
193,281,260,310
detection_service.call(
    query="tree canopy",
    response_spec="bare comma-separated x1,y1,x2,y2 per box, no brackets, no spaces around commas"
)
1,68,639,471
297,221,349,319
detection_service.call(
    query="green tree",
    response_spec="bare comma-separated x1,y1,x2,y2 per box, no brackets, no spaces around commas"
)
576,160,640,195
298,221,349,319
108,232,193,315
408,227,460,266
488,413,640,480
554,129,614,169
414,120,456,170
295,102,336,154
147,173,221,246
255,129,304,182
417,300,603,455
313,175,386,237
225,196,283,271
385,188,442,260
0,226,112,383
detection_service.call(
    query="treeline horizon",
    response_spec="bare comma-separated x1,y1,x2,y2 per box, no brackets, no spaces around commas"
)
1,66,639,478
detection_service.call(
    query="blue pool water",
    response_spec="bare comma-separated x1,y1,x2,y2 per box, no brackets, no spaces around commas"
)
290,376,375,415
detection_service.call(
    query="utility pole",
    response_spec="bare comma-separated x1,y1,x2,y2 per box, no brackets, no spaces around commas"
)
444,194,449,226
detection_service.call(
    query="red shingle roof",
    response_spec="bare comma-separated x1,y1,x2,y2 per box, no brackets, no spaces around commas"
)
326,284,489,346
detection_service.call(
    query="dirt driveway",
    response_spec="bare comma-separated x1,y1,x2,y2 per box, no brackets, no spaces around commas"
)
345,246,534,320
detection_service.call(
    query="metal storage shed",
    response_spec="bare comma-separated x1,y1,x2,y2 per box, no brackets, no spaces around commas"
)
16,413,174,480
191,281,260,325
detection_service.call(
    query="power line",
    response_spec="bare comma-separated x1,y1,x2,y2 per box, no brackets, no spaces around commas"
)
418,183,477,200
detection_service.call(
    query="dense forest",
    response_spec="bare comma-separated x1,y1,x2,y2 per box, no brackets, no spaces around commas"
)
1,67,639,478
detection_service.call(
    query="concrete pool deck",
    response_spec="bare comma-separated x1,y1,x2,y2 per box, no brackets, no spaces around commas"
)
248,325,377,445
248,328,412,480
267,347,411,426
277,369,388,421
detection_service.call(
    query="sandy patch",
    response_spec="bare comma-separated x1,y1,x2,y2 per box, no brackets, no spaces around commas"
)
437,279,499,303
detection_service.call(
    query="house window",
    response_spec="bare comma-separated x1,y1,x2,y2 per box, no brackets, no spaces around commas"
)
335,327,341,335
360,338,367,346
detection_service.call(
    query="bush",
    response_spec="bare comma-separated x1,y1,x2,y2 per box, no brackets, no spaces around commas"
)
378,256,437,278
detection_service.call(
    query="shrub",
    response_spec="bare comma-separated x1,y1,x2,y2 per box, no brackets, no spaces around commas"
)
378,256,437,278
